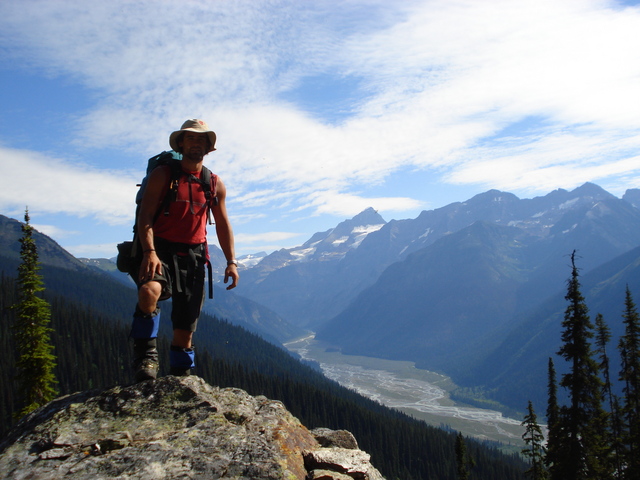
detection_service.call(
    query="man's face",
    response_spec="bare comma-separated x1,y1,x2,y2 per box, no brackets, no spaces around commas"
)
180,132,210,158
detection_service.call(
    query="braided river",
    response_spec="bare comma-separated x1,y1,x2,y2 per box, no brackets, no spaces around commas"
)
285,334,526,446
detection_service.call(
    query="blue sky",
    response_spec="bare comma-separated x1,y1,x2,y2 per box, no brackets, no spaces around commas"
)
1,0,639,259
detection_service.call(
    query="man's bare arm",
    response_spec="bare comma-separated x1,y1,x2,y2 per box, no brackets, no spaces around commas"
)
211,178,239,290
136,167,169,281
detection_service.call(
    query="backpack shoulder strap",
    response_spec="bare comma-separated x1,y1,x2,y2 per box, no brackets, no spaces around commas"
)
160,157,185,216
198,166,218,225
200,165,218,206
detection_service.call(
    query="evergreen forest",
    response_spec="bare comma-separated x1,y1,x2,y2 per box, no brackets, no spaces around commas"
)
520,252,640,479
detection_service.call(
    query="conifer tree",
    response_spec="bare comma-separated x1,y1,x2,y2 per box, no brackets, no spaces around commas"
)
545,357,561,479
455,432,473,480
521,400,548,480
12,209,58,418
595,313,622,476
618,286,640,479
554,251,609,479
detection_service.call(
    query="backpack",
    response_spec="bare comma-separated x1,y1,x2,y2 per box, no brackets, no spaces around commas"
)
116,151,218,281
135,150,218,227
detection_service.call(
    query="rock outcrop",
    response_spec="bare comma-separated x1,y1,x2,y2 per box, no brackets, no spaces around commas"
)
0,376,385,479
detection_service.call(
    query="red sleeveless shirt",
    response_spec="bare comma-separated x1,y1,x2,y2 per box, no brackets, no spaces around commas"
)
153,166,214,245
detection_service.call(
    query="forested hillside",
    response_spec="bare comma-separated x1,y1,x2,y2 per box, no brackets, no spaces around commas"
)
0,213,303,344
466,245,640,411
0,272,526,480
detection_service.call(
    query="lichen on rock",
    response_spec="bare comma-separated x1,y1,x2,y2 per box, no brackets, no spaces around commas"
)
0,376,385,480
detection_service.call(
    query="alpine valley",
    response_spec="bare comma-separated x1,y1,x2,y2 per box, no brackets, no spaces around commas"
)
238,182,640,413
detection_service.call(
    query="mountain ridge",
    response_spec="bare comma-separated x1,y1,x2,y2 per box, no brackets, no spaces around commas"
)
238,182,636,329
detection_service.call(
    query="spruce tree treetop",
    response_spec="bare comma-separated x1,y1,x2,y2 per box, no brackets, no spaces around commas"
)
521,400,548,480
553,251,609,479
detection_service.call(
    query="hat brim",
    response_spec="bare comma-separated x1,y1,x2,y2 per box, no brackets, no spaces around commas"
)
169,128,217,153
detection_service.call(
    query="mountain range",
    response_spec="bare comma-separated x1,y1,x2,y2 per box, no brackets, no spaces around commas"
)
3,181,640,414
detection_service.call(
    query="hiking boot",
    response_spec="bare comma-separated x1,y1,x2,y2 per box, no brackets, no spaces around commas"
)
133,338,159,383
134,358,159,382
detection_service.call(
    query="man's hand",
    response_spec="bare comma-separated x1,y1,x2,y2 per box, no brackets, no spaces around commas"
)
224,264,239,290
139,250,163,282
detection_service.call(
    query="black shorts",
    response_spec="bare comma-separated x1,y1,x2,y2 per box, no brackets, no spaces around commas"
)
130,238,206,332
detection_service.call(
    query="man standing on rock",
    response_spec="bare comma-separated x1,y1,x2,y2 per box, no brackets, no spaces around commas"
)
130,119,239,382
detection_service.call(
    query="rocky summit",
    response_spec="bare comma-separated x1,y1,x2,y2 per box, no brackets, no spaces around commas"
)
0,376,384,480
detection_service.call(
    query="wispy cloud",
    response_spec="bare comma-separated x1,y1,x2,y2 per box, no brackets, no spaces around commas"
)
63,243,121,259
0,0,639,230
0,147,139,224
235,231,302,245
31,224,80,239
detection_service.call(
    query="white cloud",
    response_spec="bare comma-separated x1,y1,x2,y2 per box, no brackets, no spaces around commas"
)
31,224,79,239
235,231,302,245
0,147,139,225
447,127,640,195
233,231,305,256
303,190,424,218
0,0,639,228
65,242,120,259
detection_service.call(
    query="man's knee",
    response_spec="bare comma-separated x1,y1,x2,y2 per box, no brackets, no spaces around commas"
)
138,281,162,314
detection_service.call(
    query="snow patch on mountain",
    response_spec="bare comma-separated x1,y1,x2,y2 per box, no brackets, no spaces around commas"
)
559,198,580,210
350,224,385,249
238,252,267,267
291,247,317,261
332,236,349,246
419,228,433,240
353,224,385,235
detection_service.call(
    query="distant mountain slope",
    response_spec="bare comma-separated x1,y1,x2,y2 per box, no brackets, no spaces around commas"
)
0,213,86,271
202,288,304,344
0,214,302,343
316,221,531,368
471,245,640,411
623,188,640,209
240,207,387,327
240,183,640,330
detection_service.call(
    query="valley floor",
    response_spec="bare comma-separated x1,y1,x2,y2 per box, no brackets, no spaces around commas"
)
285,334,526,447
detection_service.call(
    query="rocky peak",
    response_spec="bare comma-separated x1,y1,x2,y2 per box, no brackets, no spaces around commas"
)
623,188,640,209
303,208,386,248
0,376,384,480
569,182,615,200
349,207,386,227
466,189,519,205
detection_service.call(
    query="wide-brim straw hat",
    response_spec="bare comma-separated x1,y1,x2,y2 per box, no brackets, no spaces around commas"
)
169,119,217,153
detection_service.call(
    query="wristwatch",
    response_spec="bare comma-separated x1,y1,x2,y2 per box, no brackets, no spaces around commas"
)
227,260,238,267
